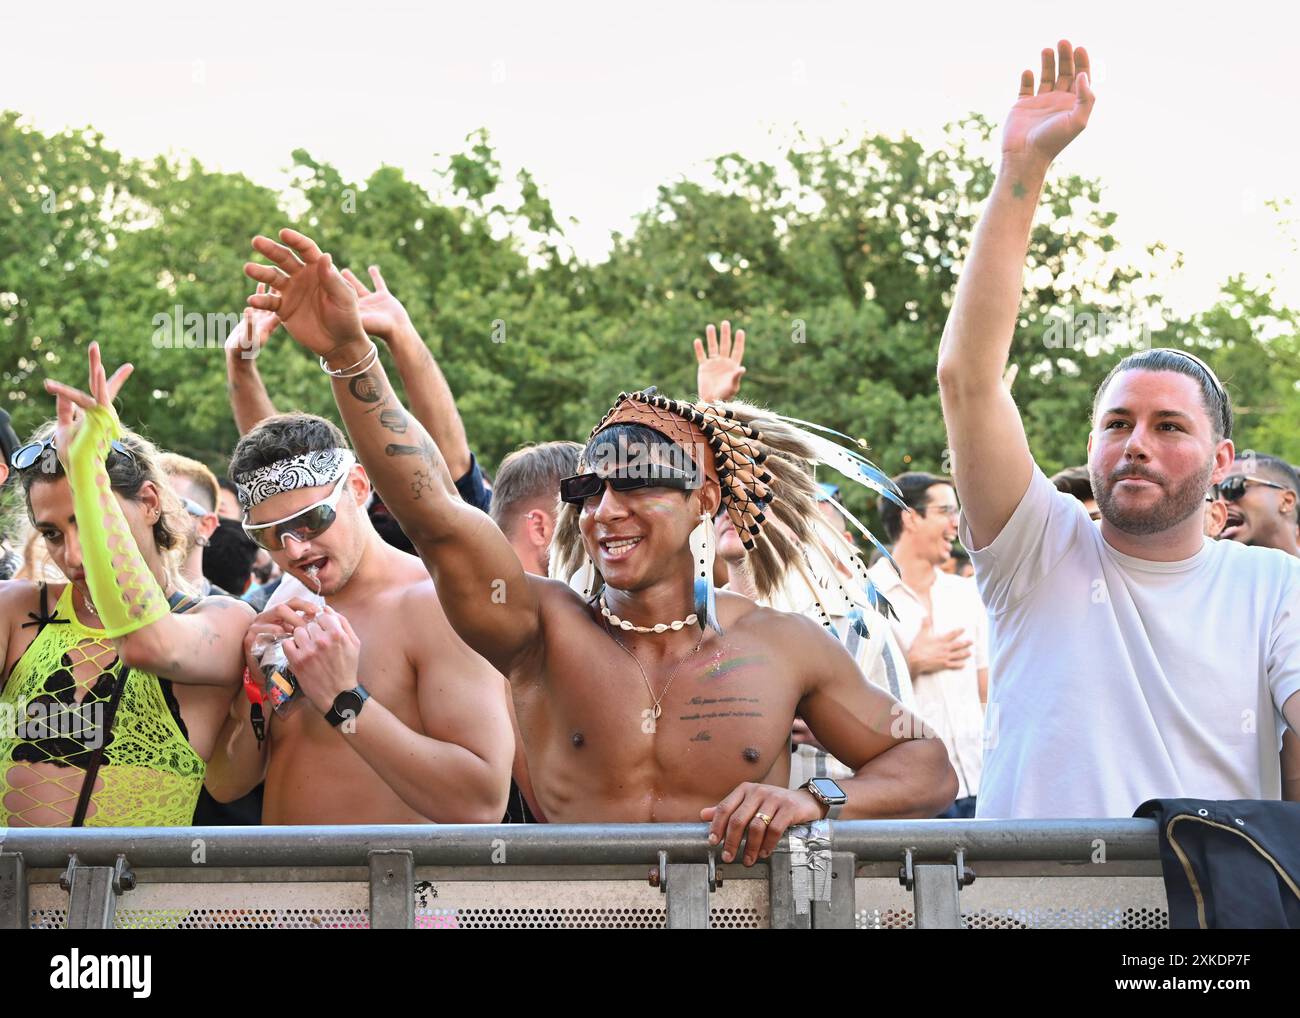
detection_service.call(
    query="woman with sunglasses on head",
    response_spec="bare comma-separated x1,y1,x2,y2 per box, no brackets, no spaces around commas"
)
0,344,251,827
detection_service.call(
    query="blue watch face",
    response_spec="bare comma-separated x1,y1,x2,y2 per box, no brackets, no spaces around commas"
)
809,778,844,801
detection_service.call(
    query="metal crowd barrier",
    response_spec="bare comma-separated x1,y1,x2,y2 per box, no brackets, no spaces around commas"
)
0,819,1167,930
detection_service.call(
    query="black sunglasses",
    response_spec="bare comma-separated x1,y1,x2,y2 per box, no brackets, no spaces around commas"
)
560,469,696,506
10,437,134,473
1215,475,1287,503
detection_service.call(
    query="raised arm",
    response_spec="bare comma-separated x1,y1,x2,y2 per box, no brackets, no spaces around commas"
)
243,230,542,673
44,345,251,687
340,265,474,480
936,40,1095,549
224,291,282,435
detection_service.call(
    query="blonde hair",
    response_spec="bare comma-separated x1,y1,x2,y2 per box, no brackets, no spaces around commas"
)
158,452,220,512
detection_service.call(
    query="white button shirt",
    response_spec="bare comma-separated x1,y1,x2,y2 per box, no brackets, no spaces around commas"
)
866,560,989,799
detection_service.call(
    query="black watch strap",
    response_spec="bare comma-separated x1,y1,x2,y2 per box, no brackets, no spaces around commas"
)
325,684,370,728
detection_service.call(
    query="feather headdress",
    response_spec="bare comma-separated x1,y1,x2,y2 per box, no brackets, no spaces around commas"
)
550,388,905,632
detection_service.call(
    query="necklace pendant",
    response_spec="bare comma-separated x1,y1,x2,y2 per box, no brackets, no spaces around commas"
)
652,703,662,720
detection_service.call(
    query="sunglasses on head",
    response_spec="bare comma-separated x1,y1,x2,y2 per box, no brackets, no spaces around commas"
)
181,497,211,518
1214,475,1287,503
560,469,696,506
242,470,351,551
11,437,134,473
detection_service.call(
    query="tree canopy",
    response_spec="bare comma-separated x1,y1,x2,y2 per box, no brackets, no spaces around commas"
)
3,109,1297,528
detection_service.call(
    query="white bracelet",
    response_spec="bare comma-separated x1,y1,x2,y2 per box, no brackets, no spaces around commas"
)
319,341,379,379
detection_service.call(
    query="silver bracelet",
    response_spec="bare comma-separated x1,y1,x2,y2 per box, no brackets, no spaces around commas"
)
319,341,379,379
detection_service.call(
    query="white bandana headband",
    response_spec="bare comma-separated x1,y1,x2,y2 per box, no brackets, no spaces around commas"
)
235,448,353,514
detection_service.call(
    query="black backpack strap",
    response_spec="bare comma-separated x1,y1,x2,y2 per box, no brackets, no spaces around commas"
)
70,660,128,828
167,590,203,615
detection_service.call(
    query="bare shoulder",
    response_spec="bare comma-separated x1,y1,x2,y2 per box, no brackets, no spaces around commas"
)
721,594,825,642
533,574,597,619
1,579,52,645
191,594,254,627
393,554,499,648
0,578,47,617
726,598,847,691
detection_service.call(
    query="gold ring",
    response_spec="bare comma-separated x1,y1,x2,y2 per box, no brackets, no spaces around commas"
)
755,812,773,827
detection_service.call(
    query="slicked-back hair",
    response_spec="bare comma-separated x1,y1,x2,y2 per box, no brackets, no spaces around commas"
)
229,413,350,481
879,471,949,543
489,440,582,534
1092,348,1233,441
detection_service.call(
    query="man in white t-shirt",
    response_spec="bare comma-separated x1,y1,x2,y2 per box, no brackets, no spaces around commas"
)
935,39,1300,819
868,473,989,816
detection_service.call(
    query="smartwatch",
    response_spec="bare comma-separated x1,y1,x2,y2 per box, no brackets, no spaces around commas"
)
325,684,371,728
801,777,847,820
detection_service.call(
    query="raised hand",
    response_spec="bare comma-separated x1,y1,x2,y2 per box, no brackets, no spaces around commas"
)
43,342,133,463
243,229,366,357
340,265,415,344
225,284,281,361
694,321,746,403
1002,40,1095,169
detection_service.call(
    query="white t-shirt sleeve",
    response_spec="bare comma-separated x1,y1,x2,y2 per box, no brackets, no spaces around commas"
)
973,584,990,671
958,465,1089,617
1269,578,1300,725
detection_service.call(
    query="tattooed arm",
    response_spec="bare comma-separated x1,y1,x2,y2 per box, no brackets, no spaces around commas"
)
243,230,541,673
937,40,1095,549
340,265,474,481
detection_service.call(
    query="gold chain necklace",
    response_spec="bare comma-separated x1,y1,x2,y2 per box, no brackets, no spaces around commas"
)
606,627,703,720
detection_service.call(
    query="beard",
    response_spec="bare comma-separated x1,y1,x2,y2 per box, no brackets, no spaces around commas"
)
1090,458,1214,536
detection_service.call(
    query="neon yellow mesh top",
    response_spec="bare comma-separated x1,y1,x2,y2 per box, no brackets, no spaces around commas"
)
0,584,205,827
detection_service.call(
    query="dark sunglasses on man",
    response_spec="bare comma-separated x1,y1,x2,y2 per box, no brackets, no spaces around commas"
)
1214,475,1287,503
560,468,696,506
241,470,351,551
10,436,135,473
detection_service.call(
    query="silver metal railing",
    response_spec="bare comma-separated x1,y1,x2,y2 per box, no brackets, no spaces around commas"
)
0,819,1167,930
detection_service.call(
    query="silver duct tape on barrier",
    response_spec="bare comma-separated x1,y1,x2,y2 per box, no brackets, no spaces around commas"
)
788,821,833,915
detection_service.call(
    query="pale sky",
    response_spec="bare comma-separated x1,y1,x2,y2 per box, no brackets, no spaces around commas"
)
4,0,1298,317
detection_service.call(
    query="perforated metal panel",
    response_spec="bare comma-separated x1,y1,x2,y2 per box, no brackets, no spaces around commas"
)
854,876,1169,930
27,877,769,930
26,872,1166,930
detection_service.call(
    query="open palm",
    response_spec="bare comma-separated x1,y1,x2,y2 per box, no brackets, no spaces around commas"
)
340,265,414,343
1002,40,1095,166
243,229,365,356
695,321,746,403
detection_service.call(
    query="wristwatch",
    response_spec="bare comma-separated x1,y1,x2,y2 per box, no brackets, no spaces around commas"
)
801,778,847,820
325,683,371,728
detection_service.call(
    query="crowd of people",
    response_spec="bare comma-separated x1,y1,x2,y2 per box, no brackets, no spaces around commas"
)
0,40,1297,860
